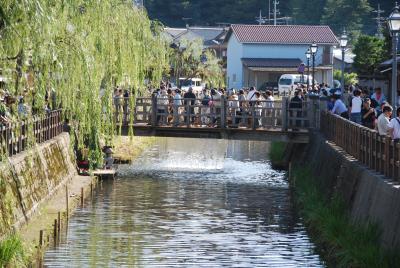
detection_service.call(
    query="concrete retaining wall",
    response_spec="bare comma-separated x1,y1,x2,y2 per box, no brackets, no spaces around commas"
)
0,133,76,237
293,133,400,249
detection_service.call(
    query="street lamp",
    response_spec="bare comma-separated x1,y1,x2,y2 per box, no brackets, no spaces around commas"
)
388,3,400,111
310,42,318,90
306,49,311,90
339,30,348,94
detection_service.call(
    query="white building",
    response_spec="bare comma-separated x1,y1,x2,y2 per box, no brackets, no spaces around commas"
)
224,24,339,89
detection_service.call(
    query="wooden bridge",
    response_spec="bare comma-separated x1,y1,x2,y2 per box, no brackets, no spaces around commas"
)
115,95,324,143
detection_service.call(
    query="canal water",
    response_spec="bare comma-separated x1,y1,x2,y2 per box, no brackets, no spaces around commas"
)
44,138,325,267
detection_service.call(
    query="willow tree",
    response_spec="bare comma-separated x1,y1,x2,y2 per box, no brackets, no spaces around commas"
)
171,38,225,88
0,1,169,166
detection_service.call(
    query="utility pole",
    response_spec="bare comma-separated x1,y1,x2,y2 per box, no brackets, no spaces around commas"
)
256,10,266,25
373,4,385,39
273,0,279,26
268,0,271,25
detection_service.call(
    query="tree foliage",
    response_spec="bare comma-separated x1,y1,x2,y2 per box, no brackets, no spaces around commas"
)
321,0,372,38
352,35,388,75
333,70,359,85
145,0,291,27
0,0,169,166
146,0,390,38
171,39,224,87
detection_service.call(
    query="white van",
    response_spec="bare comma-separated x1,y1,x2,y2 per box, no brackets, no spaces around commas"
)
179,78,204,93
278,74,315,95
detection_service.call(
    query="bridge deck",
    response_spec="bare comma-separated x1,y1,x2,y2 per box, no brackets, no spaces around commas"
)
120,123,310,143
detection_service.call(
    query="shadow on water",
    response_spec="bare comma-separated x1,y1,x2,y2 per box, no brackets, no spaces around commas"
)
44,138,325,267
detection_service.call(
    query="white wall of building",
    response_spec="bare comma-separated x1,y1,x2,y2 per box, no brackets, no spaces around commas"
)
226,37,333,88
226,35,243,89
242,44,324,66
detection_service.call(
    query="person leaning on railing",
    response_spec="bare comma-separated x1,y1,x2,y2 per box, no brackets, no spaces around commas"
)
330,94,348,119
388,107,400,141
377,105,392,136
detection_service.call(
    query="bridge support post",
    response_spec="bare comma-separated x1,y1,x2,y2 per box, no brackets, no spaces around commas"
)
282,97,288,131
151,93,157,127
220,96,226,129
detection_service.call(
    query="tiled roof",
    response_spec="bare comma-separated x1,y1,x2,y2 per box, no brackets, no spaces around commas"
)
188,27,224,41
229,24,339,45
242,58,302,68
164,27,226,44
164,27,187,38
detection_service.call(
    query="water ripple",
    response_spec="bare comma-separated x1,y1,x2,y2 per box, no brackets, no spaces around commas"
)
44,139,324,267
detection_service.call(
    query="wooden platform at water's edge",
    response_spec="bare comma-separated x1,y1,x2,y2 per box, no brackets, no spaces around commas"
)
93,169,117,179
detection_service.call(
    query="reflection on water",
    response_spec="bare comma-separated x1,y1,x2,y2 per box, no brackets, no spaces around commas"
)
44,138,324,267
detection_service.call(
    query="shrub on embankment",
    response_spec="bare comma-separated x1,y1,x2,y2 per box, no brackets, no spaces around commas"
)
0,235,28,267
292,167,400,268
269,142,288,169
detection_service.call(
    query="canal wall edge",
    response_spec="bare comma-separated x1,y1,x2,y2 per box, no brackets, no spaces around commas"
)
0,133,76,237
290,133,400,250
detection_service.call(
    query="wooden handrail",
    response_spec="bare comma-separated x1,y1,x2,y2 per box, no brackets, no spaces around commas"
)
0,110,63,159
116,96,315,130
320,112,399,181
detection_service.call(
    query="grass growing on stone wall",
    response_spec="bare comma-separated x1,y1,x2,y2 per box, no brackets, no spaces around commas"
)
269,142,286,163
0,235,27,267
113,136,156,162
293,167,400,268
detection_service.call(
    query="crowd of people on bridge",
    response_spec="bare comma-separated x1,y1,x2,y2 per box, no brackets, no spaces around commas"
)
328,85,400,140
113,81,341,129
148,82,281,128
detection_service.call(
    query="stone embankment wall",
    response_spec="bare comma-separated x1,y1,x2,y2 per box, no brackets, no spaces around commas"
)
0,133,76,237
289,133,400,250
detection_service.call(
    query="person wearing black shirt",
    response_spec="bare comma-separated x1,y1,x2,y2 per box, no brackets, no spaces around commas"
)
361,98,376,129
289,90,303,129
183,87,196,124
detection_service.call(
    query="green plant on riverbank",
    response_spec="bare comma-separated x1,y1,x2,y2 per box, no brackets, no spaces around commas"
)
0,235,27,267
269,142,286,163
293,167,400,268
0,1,170,168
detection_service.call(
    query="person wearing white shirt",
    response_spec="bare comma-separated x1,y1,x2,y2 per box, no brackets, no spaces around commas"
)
247,86,257,106
173,89,182,127
349,89,362,124
388,107,400,141
377,106,392,136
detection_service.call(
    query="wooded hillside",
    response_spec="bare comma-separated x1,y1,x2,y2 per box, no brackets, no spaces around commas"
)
145,0,392,36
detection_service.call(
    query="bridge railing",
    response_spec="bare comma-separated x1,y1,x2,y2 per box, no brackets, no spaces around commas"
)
115,96,320,131
321,112,400,181
0,110,63,158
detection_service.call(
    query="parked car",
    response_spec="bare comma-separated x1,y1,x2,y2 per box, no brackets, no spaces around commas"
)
278,74,316,95
179,78,204,94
